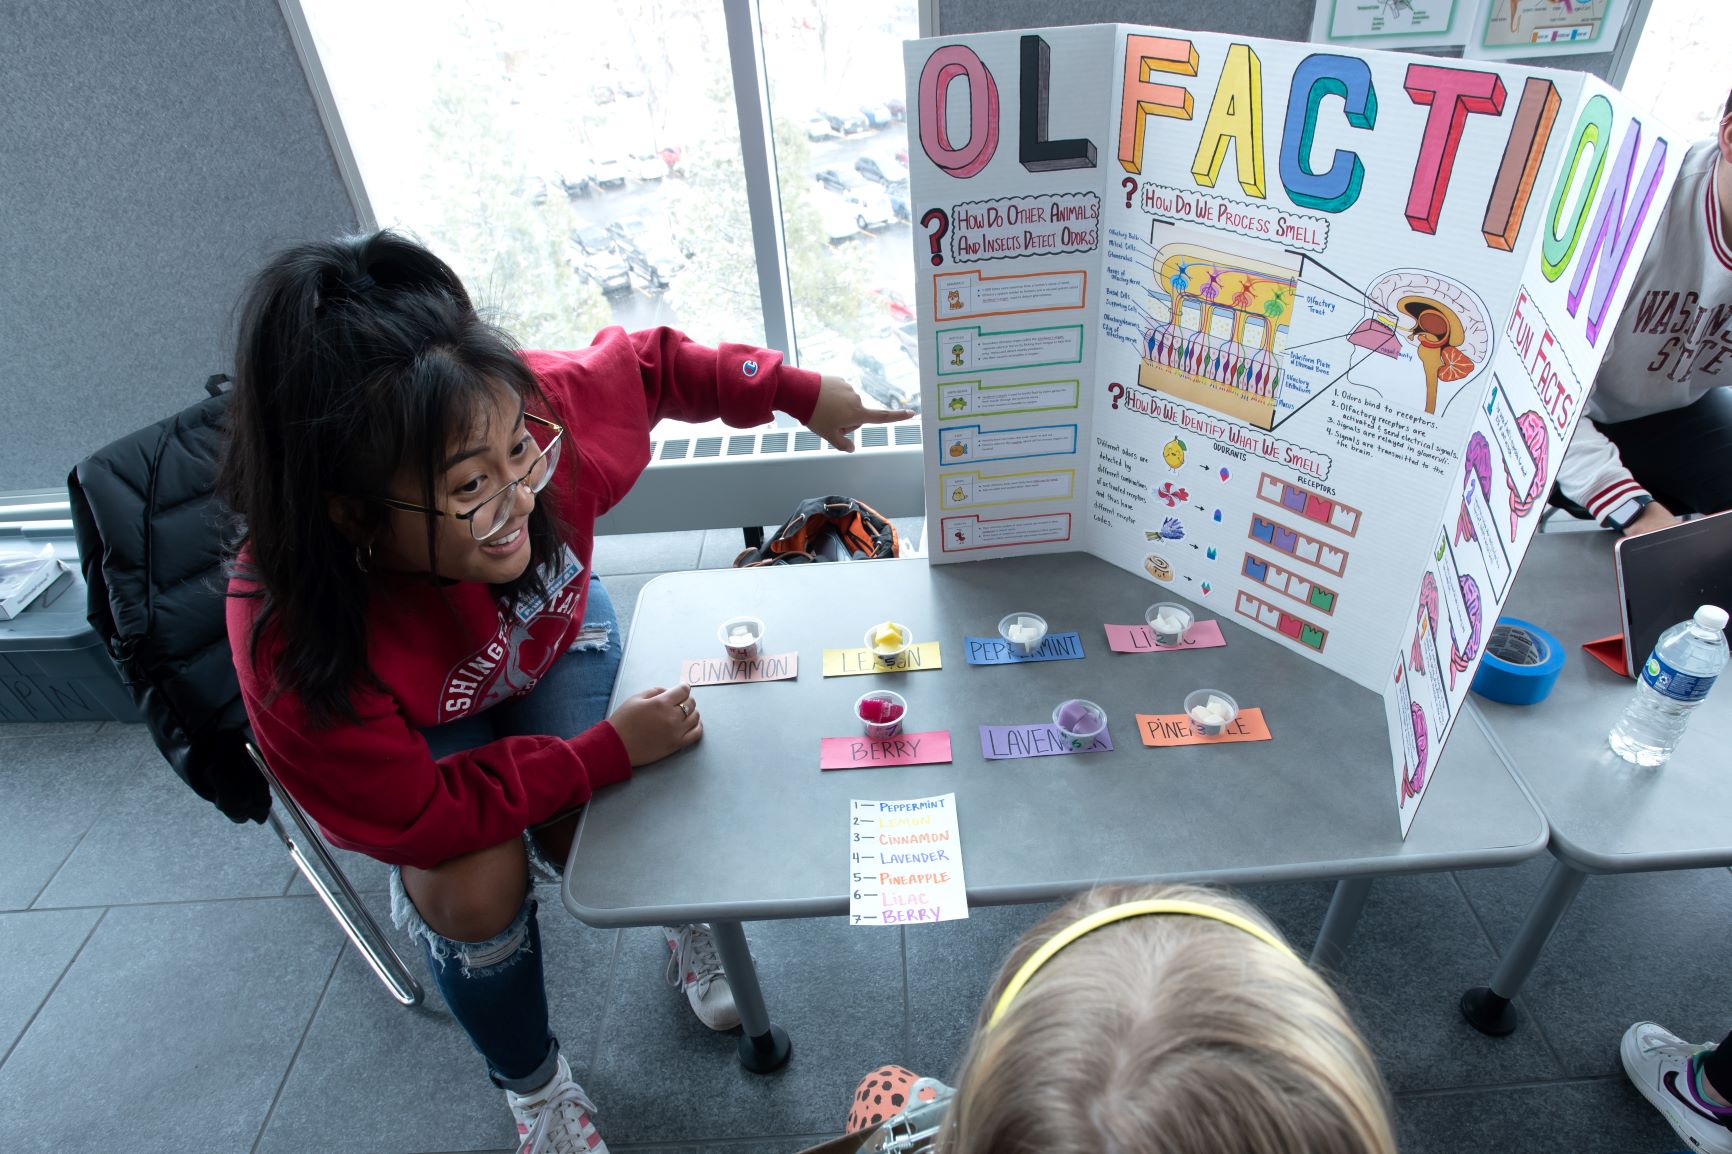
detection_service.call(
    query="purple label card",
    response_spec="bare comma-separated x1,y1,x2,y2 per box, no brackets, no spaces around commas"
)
979,723,1113,760
1104,620,1226,653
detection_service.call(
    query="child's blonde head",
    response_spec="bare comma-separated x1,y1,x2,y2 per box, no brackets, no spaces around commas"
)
939,884,1395,1154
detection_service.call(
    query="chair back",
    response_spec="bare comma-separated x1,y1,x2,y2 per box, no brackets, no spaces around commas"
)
66,382,266,822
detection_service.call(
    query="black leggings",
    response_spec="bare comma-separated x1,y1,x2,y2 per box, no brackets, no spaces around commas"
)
1592,388,1732,516
1706,1031,1732,1097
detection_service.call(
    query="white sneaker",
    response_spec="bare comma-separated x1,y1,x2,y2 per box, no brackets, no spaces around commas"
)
1621,1021,1732,1154
663,923,740,1031
505,1052,608,1154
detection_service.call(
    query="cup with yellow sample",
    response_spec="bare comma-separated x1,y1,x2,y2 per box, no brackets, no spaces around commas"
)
864,621,912,669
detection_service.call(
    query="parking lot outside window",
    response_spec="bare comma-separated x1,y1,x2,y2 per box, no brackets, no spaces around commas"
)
295,0,923,438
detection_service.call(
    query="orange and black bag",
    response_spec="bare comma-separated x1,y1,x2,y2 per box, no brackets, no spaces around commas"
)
733,495,901,567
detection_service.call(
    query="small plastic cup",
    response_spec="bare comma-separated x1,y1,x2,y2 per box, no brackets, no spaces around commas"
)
856,690,907,740
865,621,913,669
719,616,764,661
997,611,1049,657
1145,602,1194,647
1051,698,1108,750
1184,689,1240,737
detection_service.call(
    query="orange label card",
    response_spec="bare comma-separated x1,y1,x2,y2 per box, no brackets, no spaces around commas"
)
1135,708,1272,747
679,652,798,686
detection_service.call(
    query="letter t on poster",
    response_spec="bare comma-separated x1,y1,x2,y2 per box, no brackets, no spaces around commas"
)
848,795,969,927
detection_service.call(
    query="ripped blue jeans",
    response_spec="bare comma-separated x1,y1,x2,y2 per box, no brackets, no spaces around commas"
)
389,573,621,1092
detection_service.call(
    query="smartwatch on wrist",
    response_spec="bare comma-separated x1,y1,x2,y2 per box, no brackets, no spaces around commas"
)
1602,493,1653,533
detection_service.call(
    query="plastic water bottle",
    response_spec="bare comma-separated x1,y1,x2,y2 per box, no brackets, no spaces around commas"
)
1608,604,1728,766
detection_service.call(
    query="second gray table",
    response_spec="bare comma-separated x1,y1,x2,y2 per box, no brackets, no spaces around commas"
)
1462,529,1732,1034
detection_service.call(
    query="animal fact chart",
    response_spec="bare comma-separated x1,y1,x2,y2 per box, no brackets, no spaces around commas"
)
906,24,1679,834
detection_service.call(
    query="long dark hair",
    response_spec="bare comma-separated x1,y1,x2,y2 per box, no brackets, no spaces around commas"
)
219,230,567,725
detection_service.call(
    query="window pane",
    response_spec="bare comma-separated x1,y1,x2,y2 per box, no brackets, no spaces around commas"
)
1622,0,1732,137
298,0,764,436
760,1,921,413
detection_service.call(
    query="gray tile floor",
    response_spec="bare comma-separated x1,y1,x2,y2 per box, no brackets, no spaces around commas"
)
0,522,1723,1153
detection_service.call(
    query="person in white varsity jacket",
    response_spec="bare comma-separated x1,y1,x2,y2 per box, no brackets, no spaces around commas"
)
1555,90,1732,535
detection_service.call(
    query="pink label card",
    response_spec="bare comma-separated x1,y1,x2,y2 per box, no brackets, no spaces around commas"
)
679,652,798,686
1104,620,1226,653
821,730,953,771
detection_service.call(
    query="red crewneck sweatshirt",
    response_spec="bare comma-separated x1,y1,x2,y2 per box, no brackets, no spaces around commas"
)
228,327,820,869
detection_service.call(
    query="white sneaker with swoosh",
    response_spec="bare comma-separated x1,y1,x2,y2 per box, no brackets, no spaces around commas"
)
1621,1021,1732,1154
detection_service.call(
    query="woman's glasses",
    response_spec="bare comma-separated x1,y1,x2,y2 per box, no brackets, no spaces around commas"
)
381,413,565,541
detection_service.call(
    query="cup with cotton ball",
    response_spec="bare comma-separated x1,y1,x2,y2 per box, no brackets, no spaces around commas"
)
998,611,1048,657
1184,689,1239,737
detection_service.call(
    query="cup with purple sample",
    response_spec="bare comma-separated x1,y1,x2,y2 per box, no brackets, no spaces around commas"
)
1184,688,1239,737
718,616,764,661
1052,698,1107,750
856,690,907,739
1145,602,1193,647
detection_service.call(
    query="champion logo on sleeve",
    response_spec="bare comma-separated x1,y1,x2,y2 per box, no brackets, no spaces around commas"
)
741,359,759,377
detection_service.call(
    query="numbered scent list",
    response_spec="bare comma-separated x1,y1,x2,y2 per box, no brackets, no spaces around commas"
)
848,795,970,926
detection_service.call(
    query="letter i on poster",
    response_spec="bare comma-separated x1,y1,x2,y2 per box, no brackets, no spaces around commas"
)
848,795,970,926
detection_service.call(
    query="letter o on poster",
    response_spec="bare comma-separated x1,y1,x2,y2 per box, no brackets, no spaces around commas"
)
919,45,1000,178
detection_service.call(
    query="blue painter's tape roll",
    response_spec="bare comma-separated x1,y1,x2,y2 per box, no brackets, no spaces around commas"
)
1470,616,1566,706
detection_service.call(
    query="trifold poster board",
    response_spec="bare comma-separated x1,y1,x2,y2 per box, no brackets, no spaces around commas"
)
903,25,1680,835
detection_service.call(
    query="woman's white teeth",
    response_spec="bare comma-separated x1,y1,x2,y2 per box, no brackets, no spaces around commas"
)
491,528,522,547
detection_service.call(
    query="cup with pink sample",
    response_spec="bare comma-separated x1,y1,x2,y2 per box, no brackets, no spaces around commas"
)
856,690,908,740
1051,698,1108,751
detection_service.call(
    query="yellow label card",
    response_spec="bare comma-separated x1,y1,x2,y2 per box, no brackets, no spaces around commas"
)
822,641,944,677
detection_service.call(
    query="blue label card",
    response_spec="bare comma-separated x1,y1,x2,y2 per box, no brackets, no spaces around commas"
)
979,723,1113,759
964,631,1086,665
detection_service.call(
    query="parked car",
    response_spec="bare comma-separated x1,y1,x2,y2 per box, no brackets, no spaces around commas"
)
852,337,921,411
625,244,685,292
813,192,861,244
813,167,855,196
859,102,895,129
853,154,908,187
558,168,594,198
592,84,616,104
592,158,627,189
574,251,632,296
870,287,914,323
819,104,868,134
892,318,918,358
886,96,906,121
804,115,838,141
886,184,910,222
616,74,646,98
840,183,895,230
569,225,613,256
628,152,666,182
606,216,652,255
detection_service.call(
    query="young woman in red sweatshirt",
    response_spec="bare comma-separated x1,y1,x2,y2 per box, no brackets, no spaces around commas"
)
220,231,909,1153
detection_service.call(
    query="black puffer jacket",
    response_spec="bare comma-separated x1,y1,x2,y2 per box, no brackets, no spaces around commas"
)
66,384,267,823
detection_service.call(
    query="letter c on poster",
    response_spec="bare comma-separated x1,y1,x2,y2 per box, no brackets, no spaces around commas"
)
919,45,1000,179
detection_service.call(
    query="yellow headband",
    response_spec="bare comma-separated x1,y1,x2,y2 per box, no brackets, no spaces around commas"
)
987,899,1301,1029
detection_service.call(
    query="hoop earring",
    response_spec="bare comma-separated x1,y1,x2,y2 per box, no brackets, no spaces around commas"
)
355,543,374,573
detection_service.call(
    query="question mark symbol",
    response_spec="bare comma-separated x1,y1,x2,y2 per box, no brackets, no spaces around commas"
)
1122,177,1137,209
920,208,949,267
1107,382,1124,410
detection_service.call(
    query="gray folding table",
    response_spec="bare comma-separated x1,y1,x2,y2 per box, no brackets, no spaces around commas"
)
1460,530,1732,1034
563,552,1546,1070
